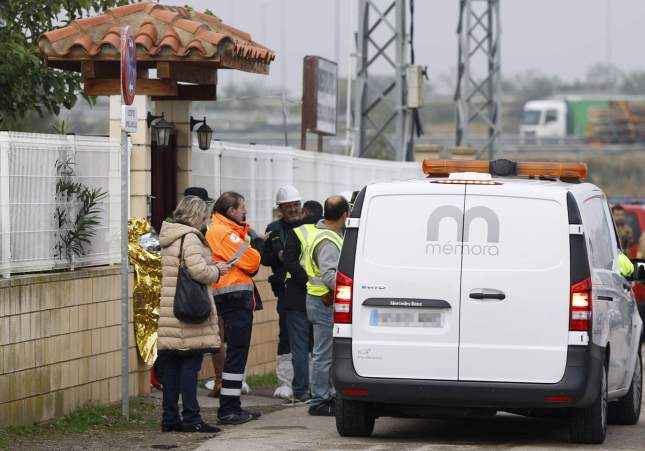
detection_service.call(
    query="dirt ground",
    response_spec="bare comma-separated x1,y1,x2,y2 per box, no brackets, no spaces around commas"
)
9,387,286,451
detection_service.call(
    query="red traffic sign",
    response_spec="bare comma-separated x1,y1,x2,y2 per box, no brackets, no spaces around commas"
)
120,25,137,105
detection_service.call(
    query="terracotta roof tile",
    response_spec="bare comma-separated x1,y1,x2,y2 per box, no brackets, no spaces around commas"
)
196,29,230,46
137,22,157,42
38,1,274,74
220,24,251,42
43,25,80,43
194,12,223,27
174,18,205,34
109,2,147,18
149,7,180,24
99,31,121,50
158,33,181,54
185,39,207,56
69,34,96,54
75,14,113,30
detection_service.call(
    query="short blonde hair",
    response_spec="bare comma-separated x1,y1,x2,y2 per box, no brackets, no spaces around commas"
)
173,195,210,229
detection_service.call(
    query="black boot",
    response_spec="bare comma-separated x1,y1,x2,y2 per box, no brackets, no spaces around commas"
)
161,423,181,432
181,421,222,433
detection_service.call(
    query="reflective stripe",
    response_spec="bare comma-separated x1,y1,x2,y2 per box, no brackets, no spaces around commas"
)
212,284,254,295
309,277,324,286
222,372,244,381
227,241,250,267
220,388,241,396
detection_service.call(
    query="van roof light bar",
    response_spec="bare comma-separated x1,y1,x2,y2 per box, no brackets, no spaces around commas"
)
422,159,588,181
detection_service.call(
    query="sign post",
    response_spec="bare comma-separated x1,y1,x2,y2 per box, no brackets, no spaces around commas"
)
301,56,338,152
120,24,136,419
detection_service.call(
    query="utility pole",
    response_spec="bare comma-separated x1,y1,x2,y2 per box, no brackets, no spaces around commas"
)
455,0,502,159
353,0,410,161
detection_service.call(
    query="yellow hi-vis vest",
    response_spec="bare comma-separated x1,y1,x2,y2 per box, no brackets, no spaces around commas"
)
285,224,317,282
304,226,343,297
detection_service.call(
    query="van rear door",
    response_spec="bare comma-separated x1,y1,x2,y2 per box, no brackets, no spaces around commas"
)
458,184,570,383
351,183,464,380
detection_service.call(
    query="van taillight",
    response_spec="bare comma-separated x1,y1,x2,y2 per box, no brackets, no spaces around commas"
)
570,278,592,331
334,272,353,324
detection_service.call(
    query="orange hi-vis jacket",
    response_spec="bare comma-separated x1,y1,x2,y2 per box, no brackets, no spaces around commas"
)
206,213,261,296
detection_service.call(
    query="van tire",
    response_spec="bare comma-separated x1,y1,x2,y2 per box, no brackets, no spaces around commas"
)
609,352,642,425
335,398,375,437
569,362,608,444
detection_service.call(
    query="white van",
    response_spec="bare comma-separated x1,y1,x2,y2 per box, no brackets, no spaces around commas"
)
332,159,643,444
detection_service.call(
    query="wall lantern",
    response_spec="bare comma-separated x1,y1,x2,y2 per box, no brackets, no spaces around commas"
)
190,116,213,151
146,112,174,148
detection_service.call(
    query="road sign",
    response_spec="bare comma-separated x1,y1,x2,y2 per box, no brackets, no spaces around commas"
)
121,105,138,133
302,56,338,136
120,25,137,106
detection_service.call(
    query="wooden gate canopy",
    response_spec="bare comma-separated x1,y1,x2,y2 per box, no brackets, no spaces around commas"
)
38,2,275,100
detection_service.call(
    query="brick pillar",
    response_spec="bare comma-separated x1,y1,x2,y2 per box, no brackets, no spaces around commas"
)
153,101,192,204
109,95,152,218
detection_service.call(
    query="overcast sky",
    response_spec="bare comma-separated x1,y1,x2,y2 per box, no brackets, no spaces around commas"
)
165,0,645,95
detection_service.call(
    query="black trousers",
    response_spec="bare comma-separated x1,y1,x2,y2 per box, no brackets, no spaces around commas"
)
277,297,291,355
157,353,203,426
219,308,254,417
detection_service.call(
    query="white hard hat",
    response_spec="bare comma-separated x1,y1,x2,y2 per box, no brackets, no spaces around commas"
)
276,185,302,205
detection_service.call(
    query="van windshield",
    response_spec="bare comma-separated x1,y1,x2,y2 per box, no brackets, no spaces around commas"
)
522,109,542,125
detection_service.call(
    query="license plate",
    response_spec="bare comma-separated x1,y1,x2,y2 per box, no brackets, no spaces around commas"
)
368,309,443,328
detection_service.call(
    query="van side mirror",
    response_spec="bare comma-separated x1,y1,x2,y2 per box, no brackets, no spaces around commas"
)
631,259,645,282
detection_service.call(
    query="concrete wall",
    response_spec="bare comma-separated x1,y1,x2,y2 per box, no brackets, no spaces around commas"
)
0,265,279,426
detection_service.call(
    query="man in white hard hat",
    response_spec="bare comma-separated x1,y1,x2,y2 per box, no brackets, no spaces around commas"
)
261,185,303,399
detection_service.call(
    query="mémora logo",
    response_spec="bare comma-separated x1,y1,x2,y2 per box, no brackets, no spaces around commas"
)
426,206,500,256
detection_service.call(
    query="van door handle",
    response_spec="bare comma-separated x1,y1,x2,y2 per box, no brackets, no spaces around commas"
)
469,289,506,301
598,295,613,302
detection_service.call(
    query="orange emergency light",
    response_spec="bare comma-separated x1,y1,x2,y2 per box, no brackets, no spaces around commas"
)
422,158,588,181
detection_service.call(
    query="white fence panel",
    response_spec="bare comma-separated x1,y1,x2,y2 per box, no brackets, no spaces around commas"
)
1,132,419,278
194,142,422,233
0,132,120,277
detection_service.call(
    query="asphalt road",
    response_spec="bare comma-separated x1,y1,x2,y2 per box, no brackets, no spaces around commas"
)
196,400,645,451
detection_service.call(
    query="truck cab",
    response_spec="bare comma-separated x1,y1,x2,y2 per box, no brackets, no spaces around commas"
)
520,100,567,141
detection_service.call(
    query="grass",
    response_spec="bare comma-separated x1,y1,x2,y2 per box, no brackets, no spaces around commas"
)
246,371,278,388
0,397,158,450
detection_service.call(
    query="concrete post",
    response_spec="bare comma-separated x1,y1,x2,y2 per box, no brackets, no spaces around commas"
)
109,95,152,218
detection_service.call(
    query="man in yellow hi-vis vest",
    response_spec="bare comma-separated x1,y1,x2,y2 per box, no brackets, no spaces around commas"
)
303,195,350,416
282,201,324,404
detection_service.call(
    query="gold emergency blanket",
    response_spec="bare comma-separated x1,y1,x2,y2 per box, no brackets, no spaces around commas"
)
128,217,161,366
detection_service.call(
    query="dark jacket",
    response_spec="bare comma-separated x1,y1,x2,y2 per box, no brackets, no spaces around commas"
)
261,218,297,298
282,216,319,311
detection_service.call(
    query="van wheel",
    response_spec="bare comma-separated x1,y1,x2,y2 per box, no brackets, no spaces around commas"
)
569,362,608,444
609,352,642,425
335,398,375,437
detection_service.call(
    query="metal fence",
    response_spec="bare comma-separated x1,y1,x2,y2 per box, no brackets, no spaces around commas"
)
0,134,421,277
192,141,423,232
0,132,120,277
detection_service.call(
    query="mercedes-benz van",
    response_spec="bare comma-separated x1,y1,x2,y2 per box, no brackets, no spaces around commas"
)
332,159,643,444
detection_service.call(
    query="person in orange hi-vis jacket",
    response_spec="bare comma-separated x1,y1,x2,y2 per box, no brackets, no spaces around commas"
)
206,191,264,426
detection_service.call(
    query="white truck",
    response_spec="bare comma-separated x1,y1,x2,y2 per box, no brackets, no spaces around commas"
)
520,95,645,143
